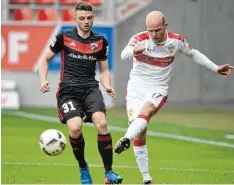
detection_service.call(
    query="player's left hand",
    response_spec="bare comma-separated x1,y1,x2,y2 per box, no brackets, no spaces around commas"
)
105,87,116,100
217,64,234,77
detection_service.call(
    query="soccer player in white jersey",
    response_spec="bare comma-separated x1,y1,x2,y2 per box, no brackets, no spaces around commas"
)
113,11,234,184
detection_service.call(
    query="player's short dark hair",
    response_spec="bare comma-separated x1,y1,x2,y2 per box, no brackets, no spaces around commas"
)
75,2,93,12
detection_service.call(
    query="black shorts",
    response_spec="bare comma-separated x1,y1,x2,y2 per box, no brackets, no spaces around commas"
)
56,85,106,124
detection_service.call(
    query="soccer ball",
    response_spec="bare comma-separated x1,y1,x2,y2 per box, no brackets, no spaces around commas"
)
39,129,66,156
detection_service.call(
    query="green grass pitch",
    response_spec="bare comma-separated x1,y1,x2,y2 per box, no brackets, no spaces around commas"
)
1,107,234,184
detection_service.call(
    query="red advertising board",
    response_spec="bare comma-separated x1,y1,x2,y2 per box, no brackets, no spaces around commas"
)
1,25,55,71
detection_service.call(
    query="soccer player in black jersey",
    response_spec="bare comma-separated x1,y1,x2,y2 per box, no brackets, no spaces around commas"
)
39,2,122,184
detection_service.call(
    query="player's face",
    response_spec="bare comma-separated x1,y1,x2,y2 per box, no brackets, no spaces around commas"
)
75,10,94,32
147,23,167,44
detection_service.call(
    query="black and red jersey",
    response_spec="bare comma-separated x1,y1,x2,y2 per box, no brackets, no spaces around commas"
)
50,27,108,88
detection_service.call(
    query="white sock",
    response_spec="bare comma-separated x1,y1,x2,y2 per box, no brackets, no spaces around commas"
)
134,145,152,181
124,117,148,140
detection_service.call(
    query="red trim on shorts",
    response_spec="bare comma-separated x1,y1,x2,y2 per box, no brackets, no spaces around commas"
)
56,50,65,122
57,103,64,122
133,139,146,146
156,96,168,111
137,114,150,122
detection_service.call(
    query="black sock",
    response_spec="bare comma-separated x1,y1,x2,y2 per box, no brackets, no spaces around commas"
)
97,133,113,172
69,134,86,168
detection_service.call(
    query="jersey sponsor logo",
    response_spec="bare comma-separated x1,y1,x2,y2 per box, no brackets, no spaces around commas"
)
135,55,174,67
68,53,97,61
48,26,114,72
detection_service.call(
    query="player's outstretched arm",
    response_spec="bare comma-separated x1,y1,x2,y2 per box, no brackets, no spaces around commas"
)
187,49,219,73
39,48,56,93
178,38,224,74
183,47,234,77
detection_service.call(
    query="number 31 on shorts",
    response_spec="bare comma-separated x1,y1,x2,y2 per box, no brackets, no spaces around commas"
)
62,101,76,113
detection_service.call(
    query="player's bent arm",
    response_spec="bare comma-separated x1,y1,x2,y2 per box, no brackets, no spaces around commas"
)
121,45,134,60
39,48,57,82
187,49,219,73
98,60,112,89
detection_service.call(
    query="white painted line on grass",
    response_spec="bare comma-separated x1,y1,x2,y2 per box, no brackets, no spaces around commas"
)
225,134,234,140
2,162,234,173
3,111,234,149
1,162,137,169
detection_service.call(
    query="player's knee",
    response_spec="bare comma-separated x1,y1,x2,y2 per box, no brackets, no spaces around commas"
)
141,102,156,116
68,122,82,138
69,126,82,138
95,119,108,133
67,117,83,138
92,112,109,134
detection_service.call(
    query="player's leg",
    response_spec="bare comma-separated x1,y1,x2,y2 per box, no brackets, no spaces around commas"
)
118,90,152,183
84,86,122,184
113,89,144,153
57,94,92,184
134,129,153,184
114,92,167,153
132,92,167,184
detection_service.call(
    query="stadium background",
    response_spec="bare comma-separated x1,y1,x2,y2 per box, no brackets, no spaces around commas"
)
2,0,234,108
1,0,234,184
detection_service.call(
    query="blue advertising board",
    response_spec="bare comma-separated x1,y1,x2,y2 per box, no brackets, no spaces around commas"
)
48,25,114,72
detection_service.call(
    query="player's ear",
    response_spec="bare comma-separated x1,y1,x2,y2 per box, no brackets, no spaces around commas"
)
165,22,168,28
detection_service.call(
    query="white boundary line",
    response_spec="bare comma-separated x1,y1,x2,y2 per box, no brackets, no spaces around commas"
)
2,162,234,173
225,134,234,140
1,162,137,169
3,111,234,149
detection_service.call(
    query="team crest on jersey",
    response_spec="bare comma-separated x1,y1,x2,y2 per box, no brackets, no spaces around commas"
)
167,44,175,54
90,43,98,51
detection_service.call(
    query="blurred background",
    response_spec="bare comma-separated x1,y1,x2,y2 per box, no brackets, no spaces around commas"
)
1,0,234,109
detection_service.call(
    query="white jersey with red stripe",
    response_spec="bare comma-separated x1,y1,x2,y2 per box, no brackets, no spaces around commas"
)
121,31,219,96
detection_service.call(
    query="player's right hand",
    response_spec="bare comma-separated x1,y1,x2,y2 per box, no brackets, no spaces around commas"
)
217,64,234,77
40,80,50,93
133,46,146,56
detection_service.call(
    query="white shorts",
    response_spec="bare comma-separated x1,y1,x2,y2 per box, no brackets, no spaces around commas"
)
126,86,167,123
